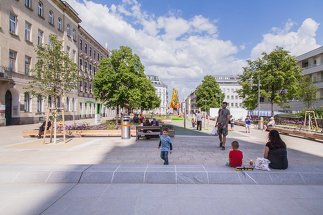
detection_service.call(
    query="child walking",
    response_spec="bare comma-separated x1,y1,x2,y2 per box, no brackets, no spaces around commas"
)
229,141,243,167
158,128,173,165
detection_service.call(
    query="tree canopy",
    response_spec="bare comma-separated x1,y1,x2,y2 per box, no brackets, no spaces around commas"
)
238,47,303,116
195,75,223,112
26,34,79,109
300,76,318,109
93,46,160,112
170,88,180,110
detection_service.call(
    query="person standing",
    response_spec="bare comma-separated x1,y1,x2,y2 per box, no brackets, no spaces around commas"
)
215,102,231,150
196,111,203,131
245,115,251,133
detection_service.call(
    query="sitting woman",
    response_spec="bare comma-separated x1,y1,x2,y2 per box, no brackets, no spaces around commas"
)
38,120,52,138
264,130,288,169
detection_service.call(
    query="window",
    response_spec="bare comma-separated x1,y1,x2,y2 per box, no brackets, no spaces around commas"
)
66,24,71,37
79,39,83,50
24,22,32,42
9,50,17,72
25,0,32,8
93,67,96,76
72,50,76,63
84,62,87,72
58,17,62,31
66,97,70,111
80,81,83,91
89,47,92,56
231,95,234,99
97,53,99,60
24,92,31,112
85,43,87,53
38,2,44,17
72,98,75,111
84,82,87,92
48,11,54,25
226,95,229,99
93,50,96,59
48,96,52,108
57,96,61,108
89,64,92,75
72,29,76,41
66,46,70,56
79,59,83,70
25,56,31,75
89,84,92,93
9,14,17,34
38,29,44,45
37,95,43,112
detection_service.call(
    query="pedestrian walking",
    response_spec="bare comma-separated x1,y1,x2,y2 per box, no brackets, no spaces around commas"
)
215,102,231,150
158,128,173,165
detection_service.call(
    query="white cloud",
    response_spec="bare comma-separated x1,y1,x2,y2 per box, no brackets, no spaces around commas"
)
66,0,244,101
251,18,320,58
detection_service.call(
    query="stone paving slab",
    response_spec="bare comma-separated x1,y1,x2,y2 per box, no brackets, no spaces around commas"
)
1,164,323,185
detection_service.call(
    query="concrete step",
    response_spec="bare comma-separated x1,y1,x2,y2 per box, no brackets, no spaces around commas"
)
1,164,323,185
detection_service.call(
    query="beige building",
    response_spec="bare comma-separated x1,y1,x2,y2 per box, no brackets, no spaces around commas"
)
0,0,113,126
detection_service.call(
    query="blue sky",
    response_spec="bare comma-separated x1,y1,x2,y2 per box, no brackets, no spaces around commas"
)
67,0,323,100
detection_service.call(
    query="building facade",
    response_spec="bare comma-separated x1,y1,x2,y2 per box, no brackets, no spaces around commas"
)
0,0,113,126
292,46,323,110
77,26,114,119
147,75,168,115
215,76,243,108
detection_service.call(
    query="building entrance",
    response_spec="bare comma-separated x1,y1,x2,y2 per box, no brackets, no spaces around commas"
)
5,90,12,125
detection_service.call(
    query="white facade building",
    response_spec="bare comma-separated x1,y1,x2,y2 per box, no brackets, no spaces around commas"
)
215,76,243,108
147,75,168,115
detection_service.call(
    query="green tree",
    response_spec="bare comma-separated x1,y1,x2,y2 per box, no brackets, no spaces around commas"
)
93,46,159,116
195,75,223,112
238,47,302,116
26,35,79,143
27,35,79,108
300,76,318,109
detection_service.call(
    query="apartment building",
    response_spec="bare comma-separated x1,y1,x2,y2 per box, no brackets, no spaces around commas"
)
78,26,114,119
147,75,168,115
0,0,113,126
215,76,243,108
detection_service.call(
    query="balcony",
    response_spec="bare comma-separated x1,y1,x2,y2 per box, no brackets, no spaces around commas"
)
0,67,13,82
302,63,323,75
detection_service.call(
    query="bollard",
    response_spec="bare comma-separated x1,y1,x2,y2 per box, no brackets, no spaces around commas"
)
258,117,264,130
121,115,131,139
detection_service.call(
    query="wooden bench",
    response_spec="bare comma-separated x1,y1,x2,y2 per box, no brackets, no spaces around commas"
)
267,127,323,141
136,126,161,140
23,129,137,137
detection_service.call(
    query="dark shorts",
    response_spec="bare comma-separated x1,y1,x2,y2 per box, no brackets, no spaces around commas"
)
218,126,228,136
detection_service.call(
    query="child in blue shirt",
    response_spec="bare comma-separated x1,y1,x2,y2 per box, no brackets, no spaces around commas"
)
158,128,173,165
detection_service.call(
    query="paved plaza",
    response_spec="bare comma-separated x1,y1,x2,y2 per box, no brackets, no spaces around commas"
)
0,119,323,214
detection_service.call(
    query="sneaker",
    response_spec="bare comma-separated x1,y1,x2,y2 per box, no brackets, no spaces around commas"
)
221,146,225,150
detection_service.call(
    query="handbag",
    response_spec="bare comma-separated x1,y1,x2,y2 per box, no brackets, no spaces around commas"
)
254,158,270,171
210,127,218,136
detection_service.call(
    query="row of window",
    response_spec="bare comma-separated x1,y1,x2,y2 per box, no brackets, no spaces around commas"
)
79,39,103,61
11,2,76,40
79,59,97,76
226,95,241,100
23,93,76,113
79,102,96,115
79,81,93,94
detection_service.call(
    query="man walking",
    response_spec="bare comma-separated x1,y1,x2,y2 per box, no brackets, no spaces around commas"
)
196,111,203,131
215,102,231,150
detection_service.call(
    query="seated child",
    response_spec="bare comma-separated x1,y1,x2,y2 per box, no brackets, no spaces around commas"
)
229,141,243,167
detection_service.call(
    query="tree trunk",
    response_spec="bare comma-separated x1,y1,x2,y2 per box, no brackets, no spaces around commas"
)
271,101,274,117
115,106,119,125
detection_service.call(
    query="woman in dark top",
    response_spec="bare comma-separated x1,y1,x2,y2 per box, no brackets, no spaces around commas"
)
264,129,288,169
